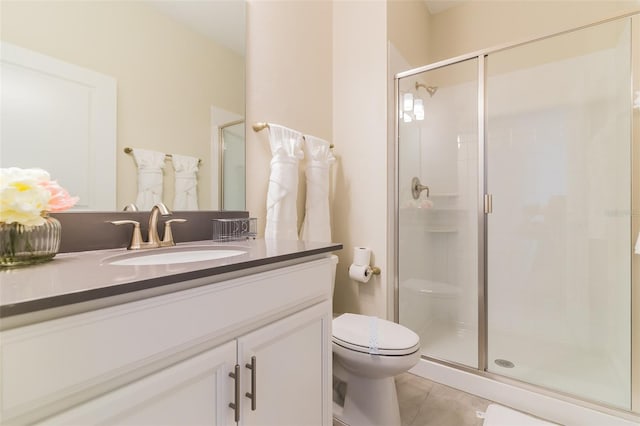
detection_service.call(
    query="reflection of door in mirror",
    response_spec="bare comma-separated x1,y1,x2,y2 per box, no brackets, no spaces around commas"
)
0,42,117,211
220,121,246,211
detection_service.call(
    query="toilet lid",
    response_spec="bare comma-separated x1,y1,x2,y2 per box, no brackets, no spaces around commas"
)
332,313,420,356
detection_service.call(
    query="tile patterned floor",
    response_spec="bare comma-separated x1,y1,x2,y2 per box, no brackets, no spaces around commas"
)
333,372,493,426
395,372,492,426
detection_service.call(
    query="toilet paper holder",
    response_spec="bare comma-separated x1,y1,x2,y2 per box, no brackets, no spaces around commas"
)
348,264,381,283
350,247,381,282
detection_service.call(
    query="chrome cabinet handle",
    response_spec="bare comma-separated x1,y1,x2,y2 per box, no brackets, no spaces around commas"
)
229,364,240,422
245,356,256,411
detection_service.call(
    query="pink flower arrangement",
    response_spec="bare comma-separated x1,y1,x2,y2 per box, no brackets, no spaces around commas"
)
0,168,78,226
39,179,79,212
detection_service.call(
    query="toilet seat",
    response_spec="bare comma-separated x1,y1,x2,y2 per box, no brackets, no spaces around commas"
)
332,313,420,356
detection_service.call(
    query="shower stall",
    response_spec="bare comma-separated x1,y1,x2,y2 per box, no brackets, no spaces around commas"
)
394,12,639,419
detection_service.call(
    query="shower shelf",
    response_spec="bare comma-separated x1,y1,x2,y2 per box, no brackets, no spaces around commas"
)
402,225,457,233
400,207,465,212
424,228,457,233
417,207,467,212
429,193,459,197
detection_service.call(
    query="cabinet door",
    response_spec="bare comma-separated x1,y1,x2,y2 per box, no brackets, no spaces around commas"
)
237,301,332,426
42,341,237,426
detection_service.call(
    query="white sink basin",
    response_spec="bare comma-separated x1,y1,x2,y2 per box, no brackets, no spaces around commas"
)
106,247,247,266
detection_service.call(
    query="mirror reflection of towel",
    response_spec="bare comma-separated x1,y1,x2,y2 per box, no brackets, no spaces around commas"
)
300,135,335,242
172,154,199,210
265,124,303,240
132,148,165,210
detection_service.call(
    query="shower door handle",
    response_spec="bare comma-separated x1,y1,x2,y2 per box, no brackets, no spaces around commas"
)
484,194,493,214
411,177,430,199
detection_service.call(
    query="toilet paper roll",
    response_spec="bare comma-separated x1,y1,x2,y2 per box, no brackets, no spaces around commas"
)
353,247,371,266
349,264,372,283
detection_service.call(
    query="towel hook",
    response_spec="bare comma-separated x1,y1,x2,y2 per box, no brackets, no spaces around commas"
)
252,122,270,132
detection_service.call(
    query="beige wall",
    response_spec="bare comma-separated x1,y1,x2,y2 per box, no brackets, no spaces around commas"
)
1,1,244,211
387,0,431,68
245,0,333,236
245,0,389,318
332,1,389,318
428,0,640,62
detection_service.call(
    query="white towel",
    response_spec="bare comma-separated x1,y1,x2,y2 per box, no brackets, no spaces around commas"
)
264,124,304,240
300,135,335,242
132,148,166,210
172,154,199,210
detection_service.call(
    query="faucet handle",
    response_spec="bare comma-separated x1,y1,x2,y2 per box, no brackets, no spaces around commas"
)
161,218,187,247
110,220,143,250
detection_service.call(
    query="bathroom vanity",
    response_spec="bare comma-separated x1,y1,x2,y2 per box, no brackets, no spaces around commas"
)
0,240,341,425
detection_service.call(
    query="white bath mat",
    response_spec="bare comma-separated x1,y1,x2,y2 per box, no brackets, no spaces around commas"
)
480,404,558,426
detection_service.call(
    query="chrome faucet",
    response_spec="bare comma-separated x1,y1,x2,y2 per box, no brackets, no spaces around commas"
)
110,203,186,250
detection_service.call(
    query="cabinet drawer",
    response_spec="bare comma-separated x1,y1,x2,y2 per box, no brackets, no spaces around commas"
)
0,257,333,423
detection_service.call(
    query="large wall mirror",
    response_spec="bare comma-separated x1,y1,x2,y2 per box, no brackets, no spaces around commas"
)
0,0,245,211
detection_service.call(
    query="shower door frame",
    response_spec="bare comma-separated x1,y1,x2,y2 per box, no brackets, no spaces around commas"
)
394,48,489,374
218,119,246,210
392,10,640,418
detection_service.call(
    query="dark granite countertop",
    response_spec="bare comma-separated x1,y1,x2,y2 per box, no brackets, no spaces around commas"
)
0,239,342,322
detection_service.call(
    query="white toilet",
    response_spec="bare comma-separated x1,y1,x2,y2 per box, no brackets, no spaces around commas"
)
329,257,421,426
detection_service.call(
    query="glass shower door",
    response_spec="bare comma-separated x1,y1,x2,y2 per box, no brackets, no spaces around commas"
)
221,121,246,210
398,58,480,367
485,18,632,409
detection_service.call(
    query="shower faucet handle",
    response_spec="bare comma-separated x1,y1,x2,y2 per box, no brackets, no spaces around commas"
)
411,177,430,200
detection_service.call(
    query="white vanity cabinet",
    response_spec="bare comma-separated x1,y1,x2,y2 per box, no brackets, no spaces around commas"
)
237,302,330,426
0,256,334,426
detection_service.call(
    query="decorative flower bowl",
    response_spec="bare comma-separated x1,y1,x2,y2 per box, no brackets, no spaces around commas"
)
0,216,61,266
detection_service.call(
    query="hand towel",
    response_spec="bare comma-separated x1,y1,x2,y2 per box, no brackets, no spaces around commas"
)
299,135,335,242
264,124,304,240
132,148,166,210
172,154,199,210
